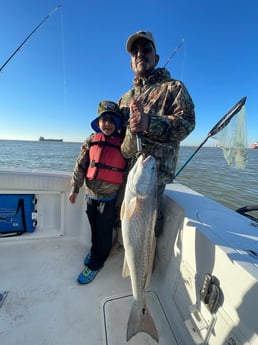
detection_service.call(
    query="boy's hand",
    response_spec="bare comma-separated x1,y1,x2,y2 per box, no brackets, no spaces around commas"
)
69,192,78,204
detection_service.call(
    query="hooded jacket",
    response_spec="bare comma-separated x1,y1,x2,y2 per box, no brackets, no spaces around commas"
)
118,67,195,184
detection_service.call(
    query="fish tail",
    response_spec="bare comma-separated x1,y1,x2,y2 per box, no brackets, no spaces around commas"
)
127,302,159,343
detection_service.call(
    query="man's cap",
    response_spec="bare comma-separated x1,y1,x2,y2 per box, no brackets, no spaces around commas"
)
91,101,122,133
126,30,156,53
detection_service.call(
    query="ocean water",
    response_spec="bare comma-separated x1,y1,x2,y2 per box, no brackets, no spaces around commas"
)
0,140,257,213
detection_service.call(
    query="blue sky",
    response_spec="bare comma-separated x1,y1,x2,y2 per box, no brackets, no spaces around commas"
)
0,0,257,146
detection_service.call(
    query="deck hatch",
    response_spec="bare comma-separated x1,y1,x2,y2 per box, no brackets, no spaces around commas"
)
103,291,178,344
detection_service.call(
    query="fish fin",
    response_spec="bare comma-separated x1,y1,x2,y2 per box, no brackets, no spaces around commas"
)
127,302,159,343
144,235,156,289
122,255,130,278
120,201,125,220
127,197,138,219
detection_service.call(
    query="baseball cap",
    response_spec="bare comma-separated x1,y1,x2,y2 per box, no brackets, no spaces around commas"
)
126,30,156,53
91,101,122,133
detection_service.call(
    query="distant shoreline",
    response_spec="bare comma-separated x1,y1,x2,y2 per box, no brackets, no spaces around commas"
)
0,139,83,144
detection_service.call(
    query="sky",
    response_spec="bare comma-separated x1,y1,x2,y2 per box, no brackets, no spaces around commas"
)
0,0,257,146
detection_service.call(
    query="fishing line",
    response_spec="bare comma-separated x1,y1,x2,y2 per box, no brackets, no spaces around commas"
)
180,38,186,81
60,5,67,116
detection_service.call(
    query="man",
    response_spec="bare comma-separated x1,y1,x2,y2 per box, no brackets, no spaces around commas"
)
118,30,195,236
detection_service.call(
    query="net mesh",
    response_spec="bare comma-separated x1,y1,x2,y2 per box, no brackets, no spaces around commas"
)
212,106,248,169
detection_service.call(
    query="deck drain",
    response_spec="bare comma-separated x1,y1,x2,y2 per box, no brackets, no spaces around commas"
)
0,290,8,308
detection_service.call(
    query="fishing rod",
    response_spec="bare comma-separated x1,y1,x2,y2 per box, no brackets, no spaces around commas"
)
163,38,184,68
0,4,62,73
174,96,247,178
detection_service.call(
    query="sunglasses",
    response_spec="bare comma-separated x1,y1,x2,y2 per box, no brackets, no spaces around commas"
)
131,44,154,57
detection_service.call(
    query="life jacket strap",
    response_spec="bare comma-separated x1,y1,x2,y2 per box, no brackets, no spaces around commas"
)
90,160,125,172
89,140,121,150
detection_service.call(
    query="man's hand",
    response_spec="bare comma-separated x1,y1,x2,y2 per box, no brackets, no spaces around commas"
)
129,100,149,133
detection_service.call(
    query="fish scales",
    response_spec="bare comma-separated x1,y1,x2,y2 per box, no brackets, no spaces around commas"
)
121,154,159,342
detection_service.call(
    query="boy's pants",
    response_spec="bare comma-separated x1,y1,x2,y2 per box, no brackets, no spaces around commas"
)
86,198,116,271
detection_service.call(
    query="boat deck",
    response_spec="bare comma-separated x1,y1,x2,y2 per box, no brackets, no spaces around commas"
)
1,169,258,345
0,237,179,345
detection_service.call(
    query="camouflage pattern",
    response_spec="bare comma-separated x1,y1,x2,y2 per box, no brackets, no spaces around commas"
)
97,100,123,117
118,67,195,185
70,133,123,199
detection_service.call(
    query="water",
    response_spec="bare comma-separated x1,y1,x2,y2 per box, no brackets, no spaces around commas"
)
0,140,257,212
176,146,258,211
0,140,81,172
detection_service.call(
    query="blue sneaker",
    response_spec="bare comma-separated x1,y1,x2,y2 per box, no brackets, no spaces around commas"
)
84,252,92,266
77,266,102,284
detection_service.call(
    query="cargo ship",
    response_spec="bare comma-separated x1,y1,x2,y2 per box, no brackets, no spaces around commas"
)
251,141,258,149
38,136,63,142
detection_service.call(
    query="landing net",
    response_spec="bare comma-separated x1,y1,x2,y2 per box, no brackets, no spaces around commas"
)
212,105,248,169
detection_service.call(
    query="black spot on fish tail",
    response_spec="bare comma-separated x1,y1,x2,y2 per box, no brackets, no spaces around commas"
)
127,302,159,342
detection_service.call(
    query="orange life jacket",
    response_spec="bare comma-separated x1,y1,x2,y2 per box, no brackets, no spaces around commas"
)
86,133,126,185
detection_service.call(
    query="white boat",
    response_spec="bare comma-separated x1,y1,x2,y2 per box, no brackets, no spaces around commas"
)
0,168,258,345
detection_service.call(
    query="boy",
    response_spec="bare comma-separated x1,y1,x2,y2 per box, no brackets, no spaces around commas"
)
69,101,126,284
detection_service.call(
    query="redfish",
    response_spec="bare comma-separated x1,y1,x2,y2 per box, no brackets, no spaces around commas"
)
121,154,159,342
